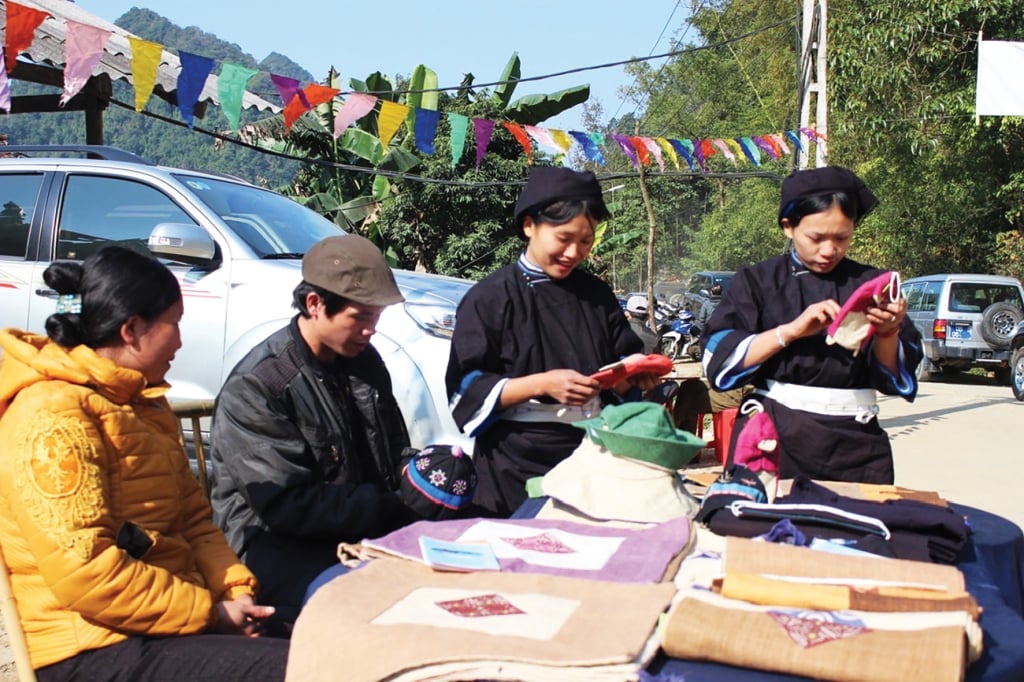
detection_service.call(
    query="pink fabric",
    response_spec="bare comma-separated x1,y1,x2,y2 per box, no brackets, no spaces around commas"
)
61,21,111,106
333,93,377,138
826,271,899,354
733,410,779,475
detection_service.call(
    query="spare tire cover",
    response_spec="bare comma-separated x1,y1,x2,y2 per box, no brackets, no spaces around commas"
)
980,302,1023,349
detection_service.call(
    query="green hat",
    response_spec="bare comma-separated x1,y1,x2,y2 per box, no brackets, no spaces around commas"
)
573,402,705,471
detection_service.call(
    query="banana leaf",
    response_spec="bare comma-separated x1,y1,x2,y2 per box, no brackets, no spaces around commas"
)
492,53,521,109
505,85,591,126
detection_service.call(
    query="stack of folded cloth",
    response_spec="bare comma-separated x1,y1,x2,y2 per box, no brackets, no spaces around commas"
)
661,536,983,682
696,474,969,564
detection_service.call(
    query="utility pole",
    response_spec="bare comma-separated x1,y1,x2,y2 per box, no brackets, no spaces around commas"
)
797,0,828,168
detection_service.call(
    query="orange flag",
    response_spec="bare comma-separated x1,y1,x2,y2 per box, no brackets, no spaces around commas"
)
5,1,49,73
627,136,651,166
502,121,532,163
377,100,409,148
284,82,340,131
128,36,162,112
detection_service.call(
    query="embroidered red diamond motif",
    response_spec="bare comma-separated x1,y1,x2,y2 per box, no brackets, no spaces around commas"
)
500,532,575,553
435,593,525,618
768,611,870,648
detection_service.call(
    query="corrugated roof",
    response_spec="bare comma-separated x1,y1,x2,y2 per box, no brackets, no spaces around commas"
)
1,0,281,114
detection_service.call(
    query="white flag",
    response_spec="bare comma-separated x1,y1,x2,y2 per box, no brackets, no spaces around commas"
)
976,40,1024,116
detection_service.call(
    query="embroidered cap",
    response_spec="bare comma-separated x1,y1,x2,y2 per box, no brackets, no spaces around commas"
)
400,445,477,520
302,234,404,307
574,402,705,471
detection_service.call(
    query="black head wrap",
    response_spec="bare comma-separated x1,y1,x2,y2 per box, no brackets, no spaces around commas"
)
777,166,878,226
513,166,607,235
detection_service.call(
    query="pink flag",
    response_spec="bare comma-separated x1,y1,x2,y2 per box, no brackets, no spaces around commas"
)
641,138,665,171
523,125,560,154
61,20,111,106
711,139,736,165
0,51,10,113
333,93,377,138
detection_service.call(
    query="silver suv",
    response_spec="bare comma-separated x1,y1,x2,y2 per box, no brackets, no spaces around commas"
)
0,146,472,451
901,273,1024,382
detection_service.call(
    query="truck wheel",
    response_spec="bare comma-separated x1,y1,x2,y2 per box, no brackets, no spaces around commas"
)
915,357,935,382
1012,348,1024,401
980,303,1023,349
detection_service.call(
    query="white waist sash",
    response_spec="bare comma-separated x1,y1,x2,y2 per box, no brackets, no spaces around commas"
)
501,398,601,425
756,380,878,424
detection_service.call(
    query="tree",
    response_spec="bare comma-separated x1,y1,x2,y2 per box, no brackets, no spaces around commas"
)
242,54,591,276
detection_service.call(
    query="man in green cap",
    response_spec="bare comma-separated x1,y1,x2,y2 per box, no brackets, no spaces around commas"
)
211,234,414,637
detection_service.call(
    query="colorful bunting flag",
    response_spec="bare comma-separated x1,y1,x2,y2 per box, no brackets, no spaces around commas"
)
177,51,215,128
502,122,533,163
377,100,409,147
271,74,308,109
523,125,561,155
283,83,340,131
770,132,790,156
569,131,604,165
473,118,495,169
692,139,707,172
668,139,695,170
5,1,49,73
0,51,10,113
785,130,804,152
736,137,761,166
627,136,651,167
711,138,736,165
641,138,665,172
447,112,469,168
333,93,377,138
217,63,258,133
724,138,745,162
609,134,639,168
61,20,111,106
549,129,573,154
753,135,779,160
128,36,162,112
654,138,679,170
414,108,441,155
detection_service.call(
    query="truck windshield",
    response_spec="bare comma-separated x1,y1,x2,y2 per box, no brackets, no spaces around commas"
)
174,174,344,257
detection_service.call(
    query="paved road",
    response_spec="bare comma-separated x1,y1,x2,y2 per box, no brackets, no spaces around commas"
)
880,373,1024,530
674,358,1024,530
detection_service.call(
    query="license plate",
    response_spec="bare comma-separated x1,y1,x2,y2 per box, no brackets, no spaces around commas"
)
948,323,971,340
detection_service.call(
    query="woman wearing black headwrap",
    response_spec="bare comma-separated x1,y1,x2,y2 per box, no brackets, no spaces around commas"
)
701,166,923,483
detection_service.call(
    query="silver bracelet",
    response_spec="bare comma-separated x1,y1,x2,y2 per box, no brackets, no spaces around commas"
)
776,326,787,348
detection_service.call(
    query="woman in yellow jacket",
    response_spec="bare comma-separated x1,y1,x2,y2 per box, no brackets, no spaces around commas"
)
0,247,288,680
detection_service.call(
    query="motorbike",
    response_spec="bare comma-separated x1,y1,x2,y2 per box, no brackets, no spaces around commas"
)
660,307,703,362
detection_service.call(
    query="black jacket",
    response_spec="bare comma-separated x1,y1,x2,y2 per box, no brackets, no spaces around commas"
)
210,317,412,627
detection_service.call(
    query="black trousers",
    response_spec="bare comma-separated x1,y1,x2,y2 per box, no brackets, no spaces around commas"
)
35,634,289,682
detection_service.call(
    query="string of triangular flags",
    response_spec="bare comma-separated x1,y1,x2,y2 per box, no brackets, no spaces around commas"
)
1,0,823,172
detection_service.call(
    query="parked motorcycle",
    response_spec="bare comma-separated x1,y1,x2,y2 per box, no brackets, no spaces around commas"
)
660,307,702,361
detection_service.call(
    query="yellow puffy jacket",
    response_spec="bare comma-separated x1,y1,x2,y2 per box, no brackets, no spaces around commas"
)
0,329,258,669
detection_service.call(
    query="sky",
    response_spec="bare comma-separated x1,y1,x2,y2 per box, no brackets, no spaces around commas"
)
78,0,691,131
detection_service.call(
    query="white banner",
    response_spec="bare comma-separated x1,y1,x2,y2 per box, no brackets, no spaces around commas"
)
976,40,1024,116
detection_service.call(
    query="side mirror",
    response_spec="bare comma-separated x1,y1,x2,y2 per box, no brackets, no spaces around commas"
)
699,288,710,297
148,223,216,266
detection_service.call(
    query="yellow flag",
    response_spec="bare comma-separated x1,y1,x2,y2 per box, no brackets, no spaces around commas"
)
549,129,573,153
655,138,680,170
128,36,162,112
378,100,409,148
